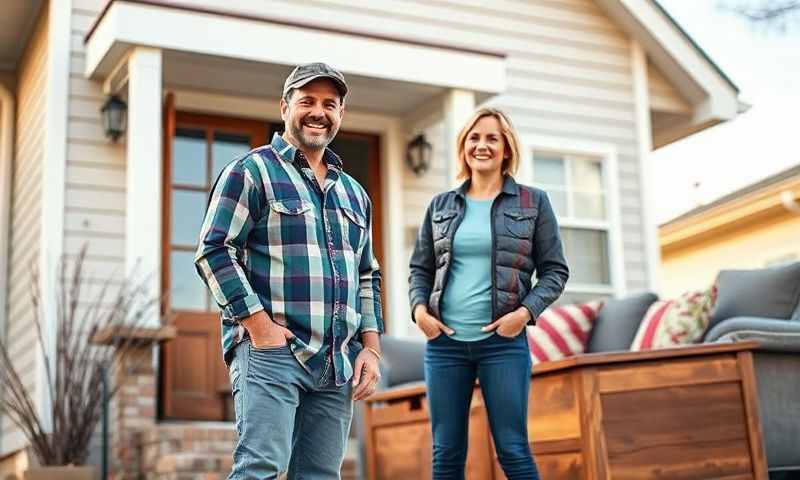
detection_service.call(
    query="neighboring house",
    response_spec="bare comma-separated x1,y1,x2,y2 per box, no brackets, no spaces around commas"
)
660,164,800,298
0,0,743,475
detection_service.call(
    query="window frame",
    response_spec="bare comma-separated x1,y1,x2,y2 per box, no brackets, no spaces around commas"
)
519,135,626,298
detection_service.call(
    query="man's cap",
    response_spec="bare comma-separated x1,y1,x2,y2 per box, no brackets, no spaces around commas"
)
283,62,348,99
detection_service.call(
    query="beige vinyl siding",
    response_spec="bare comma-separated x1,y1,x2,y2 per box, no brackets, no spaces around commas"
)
648,61,690,113
66,2,126,276
2,7,48,456
70,0,650,299
214,0,647,291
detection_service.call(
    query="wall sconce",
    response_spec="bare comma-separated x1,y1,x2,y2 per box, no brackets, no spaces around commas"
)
101,95,127,142
405,134,433,176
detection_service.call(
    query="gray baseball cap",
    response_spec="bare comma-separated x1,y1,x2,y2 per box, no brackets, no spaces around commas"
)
283,62,348,99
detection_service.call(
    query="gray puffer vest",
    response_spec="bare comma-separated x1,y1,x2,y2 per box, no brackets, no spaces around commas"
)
408,176,569,325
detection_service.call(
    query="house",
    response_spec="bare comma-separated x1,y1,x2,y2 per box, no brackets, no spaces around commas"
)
0,0,743,476
660,164,800,298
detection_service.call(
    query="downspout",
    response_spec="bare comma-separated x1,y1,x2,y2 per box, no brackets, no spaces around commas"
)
0,82,16,458
0,83,15,344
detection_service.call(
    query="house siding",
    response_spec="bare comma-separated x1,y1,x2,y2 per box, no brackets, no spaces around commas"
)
69,0,650,303
223,0,648,292
66,0,127,290
2,6,49,456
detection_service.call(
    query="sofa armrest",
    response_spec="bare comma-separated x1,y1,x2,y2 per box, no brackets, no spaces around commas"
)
705,316,800,353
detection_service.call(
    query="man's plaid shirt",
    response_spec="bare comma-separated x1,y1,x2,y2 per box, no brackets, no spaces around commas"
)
195,134,383,386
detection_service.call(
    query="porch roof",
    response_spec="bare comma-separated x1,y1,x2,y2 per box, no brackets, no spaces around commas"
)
83,0,507,114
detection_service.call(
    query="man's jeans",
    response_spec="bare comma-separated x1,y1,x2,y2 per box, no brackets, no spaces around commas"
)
228,340,353,479
425,333,540,480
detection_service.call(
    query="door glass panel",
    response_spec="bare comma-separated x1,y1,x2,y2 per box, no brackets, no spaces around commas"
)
330,136,373,198
212,132,252,183
172,190,207,247
173,129,206,187
560,227,610,285
170,250,207,311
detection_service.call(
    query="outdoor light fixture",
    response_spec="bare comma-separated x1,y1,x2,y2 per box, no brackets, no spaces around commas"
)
405,134,433,176
101,95,127,142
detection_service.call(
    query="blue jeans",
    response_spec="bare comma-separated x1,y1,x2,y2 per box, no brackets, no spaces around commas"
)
227,340,353,479
425,332,539,480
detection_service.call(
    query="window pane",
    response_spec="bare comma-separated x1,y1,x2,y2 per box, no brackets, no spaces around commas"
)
533,154,566,187
173,129,206,187
212,132,252,183
171,251,207,311
555,291,611,306
560,228,610,285
172,190,206,246
546,188,568,217
571,156,603,192
573,192,606,220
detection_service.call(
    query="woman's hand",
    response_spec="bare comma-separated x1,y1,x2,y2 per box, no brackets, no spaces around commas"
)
414,305,454,340
482,307,531,338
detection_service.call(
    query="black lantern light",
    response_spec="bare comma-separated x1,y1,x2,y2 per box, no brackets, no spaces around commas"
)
101,95,127,142
405,134,433,176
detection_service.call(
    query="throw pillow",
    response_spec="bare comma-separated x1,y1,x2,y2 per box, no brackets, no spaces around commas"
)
587,291,659,353
630,286,718,351
527,301,604,364
710,262,800,331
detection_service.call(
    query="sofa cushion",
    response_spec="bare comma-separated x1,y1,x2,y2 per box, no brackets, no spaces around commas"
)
527,301,603,364
709,262,800,332
587,292,658,353
631,286,717,351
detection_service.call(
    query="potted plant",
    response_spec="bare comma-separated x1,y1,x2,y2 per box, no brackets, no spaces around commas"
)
0,246,159,479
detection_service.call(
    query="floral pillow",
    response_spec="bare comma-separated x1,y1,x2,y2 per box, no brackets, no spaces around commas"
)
630,286,718,351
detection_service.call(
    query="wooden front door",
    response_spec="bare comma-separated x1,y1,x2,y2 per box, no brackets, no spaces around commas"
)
162,110,384,420
161,106,267,420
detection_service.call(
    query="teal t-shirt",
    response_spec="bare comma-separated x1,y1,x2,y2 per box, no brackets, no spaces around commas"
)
440,197,494,342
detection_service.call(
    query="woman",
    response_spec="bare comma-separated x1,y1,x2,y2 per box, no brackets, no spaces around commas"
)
408,108,569,479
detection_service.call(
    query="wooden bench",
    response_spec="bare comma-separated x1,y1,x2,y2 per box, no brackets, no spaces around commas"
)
363,341,767,479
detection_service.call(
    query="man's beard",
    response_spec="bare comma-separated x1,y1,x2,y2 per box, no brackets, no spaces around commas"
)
288,115,339,150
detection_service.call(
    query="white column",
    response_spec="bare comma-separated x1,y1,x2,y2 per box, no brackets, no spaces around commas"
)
443,89,475,186
631,40,661,293
126,47,163,325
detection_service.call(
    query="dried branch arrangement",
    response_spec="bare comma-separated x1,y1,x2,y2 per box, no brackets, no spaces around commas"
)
0,245,160,466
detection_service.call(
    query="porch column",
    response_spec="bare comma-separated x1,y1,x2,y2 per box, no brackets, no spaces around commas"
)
125,47,163,323
443,89,475,186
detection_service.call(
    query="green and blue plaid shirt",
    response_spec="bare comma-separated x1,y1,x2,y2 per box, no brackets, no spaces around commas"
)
195,134,383,386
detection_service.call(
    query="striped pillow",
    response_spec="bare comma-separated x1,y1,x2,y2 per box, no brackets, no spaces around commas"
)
630,286,718,351
526,301,604,364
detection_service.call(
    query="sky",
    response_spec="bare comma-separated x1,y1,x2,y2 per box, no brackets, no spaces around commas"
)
651,0,800,224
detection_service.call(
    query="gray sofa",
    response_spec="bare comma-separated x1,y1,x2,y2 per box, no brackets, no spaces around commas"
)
360,261,800,477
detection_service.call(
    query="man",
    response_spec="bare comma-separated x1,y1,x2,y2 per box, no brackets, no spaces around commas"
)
195,62,383,479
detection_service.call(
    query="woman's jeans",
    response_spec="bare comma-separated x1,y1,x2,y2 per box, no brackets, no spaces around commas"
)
425,332,540,480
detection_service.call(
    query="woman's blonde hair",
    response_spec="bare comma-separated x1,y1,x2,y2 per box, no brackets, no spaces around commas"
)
456,107,522,180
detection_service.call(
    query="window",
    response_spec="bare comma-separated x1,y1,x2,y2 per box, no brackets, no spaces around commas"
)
522,139,623,303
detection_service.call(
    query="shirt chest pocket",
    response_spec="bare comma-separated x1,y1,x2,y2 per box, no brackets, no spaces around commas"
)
503,208,538,239
431,210,458,240
267,199,316,243
338,206,367,252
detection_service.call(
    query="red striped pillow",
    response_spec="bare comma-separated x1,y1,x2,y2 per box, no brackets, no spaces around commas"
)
526,301,604,364
630,286,717,351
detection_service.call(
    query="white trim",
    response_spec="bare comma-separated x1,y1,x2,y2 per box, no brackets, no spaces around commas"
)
631,40,660,293
85,2,506,96
126,47,163,326
443,89,475,186
172,89,407,337
521,135,626,298
0,83,14,360
37,0,71,432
